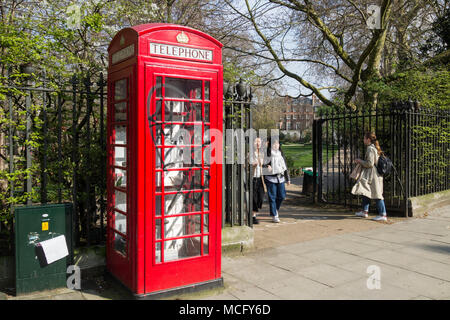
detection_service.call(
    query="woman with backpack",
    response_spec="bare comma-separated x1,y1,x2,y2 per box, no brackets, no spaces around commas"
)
351,132,387,222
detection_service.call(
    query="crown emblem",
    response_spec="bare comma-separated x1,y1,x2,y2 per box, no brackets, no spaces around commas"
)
120,36,125,46
176,31,189,44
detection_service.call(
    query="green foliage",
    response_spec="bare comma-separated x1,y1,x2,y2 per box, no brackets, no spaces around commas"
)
300,128,312,144
283,153,295,170
364,65,450,109
223,61,258,84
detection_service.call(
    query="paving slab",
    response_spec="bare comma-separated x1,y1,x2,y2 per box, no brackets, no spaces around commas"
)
51,291,85,300
396,240,450,265
256,275,342,300
226,284,281,300
327,239,381,255
202,292,239,300
248,250,318,272
382,269,450,300
356,248,427,269
408,260,450,282
355,231,423,244
327,277,419,300
224,261,294,286
334,258,387,277
292,263,365,288
334,233,407,250
300,248,362,266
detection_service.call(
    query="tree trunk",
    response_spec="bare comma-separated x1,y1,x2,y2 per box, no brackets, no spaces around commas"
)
361,2,392,111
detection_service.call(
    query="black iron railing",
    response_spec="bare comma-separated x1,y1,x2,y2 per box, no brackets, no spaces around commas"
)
1,72,107,250
312,102,450,217
223,80,254,228
1,75,254,255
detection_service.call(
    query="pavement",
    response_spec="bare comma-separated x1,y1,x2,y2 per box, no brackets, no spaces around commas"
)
4,178,450,300
212,204,450,300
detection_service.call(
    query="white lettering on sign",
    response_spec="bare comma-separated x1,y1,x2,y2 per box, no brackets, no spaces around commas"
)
149,42,213,62
112,44,135,65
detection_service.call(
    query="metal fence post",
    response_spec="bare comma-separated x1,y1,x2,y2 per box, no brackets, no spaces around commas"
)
57,88,63,204
26,84,32,205
312,120,317,203
98,72,106,241
7,68,14,221
317,120,323,202
85,75,92,246
248,97,253,227
71,75,79,246
40,73,48,204
403,106,409,217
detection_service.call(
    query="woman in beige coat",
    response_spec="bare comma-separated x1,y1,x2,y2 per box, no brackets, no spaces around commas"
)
351,132,387,221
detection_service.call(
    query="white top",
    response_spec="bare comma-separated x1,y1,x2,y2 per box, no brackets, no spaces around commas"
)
270,149,287,174
251,149,264,178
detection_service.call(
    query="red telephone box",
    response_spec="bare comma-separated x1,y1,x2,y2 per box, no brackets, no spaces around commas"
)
106,23,223,297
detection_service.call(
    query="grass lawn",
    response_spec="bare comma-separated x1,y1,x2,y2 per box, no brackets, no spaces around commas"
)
281,143,333,169
281,143,314,169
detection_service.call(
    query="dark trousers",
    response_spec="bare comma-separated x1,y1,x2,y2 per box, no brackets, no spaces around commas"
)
253,177,265,212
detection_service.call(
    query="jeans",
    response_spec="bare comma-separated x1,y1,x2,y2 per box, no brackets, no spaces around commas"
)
362,196,386,216
265,180,286,216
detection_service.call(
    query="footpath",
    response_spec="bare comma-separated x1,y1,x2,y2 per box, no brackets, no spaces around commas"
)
4,179,450,300
206,180,450,300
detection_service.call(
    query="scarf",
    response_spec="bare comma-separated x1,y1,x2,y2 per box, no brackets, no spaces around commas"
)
270,149,287,175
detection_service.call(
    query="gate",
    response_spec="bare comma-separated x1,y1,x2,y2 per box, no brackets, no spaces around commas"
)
312,102,450,217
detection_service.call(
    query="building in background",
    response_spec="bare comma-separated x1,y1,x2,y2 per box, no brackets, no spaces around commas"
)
278,95,321,141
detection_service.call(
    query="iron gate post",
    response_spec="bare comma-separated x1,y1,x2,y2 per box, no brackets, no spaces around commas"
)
312,120,317,203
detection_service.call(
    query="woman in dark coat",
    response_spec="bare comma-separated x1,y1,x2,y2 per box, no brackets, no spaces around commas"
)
251,137,265,224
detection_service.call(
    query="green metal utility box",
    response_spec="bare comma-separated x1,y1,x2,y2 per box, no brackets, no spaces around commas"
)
15,203,73,295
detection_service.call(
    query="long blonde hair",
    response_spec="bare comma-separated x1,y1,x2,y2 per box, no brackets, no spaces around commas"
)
365,132,382,156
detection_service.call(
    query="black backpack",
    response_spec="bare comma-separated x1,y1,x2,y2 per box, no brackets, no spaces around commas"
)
377,154,392,176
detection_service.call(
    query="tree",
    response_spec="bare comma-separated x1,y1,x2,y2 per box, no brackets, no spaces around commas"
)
252,88,284,130
222,0,444,111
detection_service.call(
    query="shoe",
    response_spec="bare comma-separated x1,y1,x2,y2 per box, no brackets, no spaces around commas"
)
252,216,259,224
372,215,387,222
272,214,280,223
355,211,368,218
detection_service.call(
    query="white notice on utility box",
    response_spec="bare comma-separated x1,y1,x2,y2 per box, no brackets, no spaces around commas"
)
37,235,69,265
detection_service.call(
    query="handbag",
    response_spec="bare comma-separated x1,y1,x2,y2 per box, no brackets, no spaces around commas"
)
349,163,362,181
